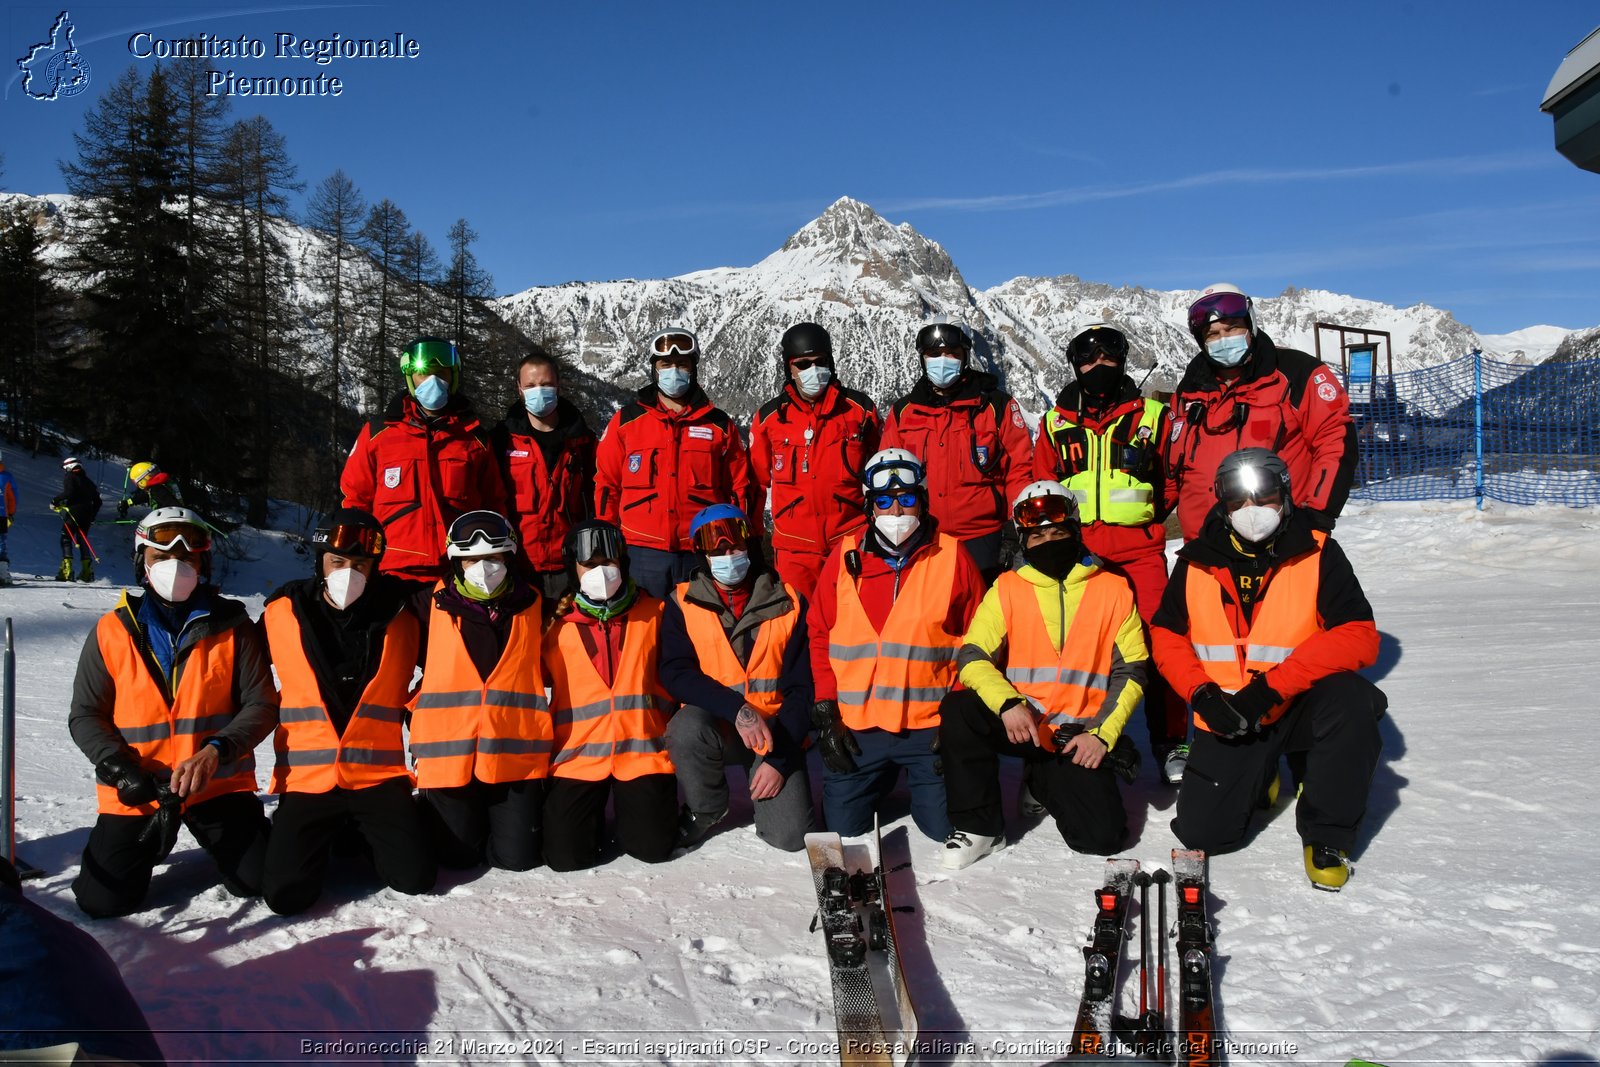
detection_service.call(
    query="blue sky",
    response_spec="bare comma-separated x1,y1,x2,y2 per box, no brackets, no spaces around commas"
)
4,1,1598,335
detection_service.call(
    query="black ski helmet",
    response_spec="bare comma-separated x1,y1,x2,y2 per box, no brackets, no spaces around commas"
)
311,507,387,575
915,322,972,354
780,322,833,361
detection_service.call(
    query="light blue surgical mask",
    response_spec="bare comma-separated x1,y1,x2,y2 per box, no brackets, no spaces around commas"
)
708,550,751,587
522,385,558,418
413,374,449,411
1205,334,1251,368
796,364,833,399
656,366,692,399
924,354,964,389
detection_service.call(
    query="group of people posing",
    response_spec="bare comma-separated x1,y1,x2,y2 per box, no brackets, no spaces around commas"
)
66,281,1390,922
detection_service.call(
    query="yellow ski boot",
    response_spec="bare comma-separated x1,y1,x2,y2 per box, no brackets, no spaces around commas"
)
1304,844,1351,891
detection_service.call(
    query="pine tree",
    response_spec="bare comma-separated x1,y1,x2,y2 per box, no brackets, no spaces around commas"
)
358,198,412,413
445,217,493,349
305,169,369,490
0,201,69,446
396,228,441,341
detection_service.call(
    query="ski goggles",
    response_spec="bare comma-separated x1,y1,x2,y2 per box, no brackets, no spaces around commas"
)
399,339,460,377
313,522,386,558
1014,495,1077,529
691,516,749,553
569,523,626,564
915,323,969,354
1214,467,1284,509
650,330,700,360
871,492,921,511
1067,326,1129,366
138,523,211,553
1187,291,1252,336
445,510,516,557
863,458,924,493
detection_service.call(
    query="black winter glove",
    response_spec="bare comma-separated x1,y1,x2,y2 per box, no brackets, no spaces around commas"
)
136,784,184,862
1228,672,1282,731
811,699,861,775
1190,683,1251,740
1108,735,1142,784
116,498,130,519
95,752,160,808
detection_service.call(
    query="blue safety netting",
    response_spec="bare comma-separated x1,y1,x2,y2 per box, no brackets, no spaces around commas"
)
1345,352,1600,507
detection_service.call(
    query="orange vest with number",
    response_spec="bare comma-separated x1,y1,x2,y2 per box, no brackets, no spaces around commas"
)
672,580,799,719
1186,531,1325,731
92,602,257,816
827,533,961,732
995,568,1134,751
263,597,417,794
410,589,552,787
544,597,674,782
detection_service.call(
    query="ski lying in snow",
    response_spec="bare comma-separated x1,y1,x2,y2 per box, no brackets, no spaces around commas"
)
1172,849,1217,1067
873,820,919,1065
1068,857,1140,1056
804,829,916,1066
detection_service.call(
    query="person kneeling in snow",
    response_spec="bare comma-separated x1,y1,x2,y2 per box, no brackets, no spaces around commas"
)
1152,448,1386,891
660,505,816,852
259,507,437,914
939,482,1148,870
68,507,276,918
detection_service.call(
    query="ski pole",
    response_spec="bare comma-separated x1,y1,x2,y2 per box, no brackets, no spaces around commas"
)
62,510,99,562
1154,867,1172,1051
1136,869,1152,1022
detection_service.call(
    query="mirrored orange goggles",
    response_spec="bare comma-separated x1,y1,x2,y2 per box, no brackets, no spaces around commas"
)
1014,495,1076,529
313,523,386,557
691,516,749,553
651,331,699,358
140,523,211,553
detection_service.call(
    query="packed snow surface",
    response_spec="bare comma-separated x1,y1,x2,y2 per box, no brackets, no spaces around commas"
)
2,446,1598,1066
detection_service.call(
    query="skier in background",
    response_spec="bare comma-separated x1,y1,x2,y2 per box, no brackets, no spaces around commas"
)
50,456,101,582
880,322,1033,584
1151,448,1386,891
116,461,183,518
0,450,16,586
593,327,755,599
1167,283,1358,542
747,322,880,599
660,504,816,853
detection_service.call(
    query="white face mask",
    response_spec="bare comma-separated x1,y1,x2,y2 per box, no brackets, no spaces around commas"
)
1229,504,1283,543
463,559,508,596
874,513,921,547
323,567,367,610
795,364,833,399
146,558,198,603
579,564,623,601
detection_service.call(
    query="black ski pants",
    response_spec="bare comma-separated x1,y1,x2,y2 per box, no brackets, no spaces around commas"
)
1173,671,1387,854
541,772,678,872
263,777,437,915
422,779,546,872
939,690,1127,855
72,791,269,919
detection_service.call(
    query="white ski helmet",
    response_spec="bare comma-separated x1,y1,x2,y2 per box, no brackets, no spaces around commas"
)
1186,282,1258,346
861,448,926,496
1011,480,1080,530
132,506,213,581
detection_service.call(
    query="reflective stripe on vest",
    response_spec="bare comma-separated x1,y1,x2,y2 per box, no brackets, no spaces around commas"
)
1185,531,1325,732
410,588,551,788
828,533,961,732
543,597,674,782
1044,398,1163,525
263,596,418,794
93,605,257,816
672,580,800,719
995,569,1132,750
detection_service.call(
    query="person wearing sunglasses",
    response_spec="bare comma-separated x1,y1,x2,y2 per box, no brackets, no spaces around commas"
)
1150,449,1385,891
1035,322,1188,786
659,505,816,853
1167,283,1357,543
541,520,678,870
340,336,508,586
939,481,1150,869
881,322,1033,584
593,327,756,600
748,322,881,599
490,347,598,604
806,448,986,842
66,507,277,917
409,509,551,871
258,507,437,914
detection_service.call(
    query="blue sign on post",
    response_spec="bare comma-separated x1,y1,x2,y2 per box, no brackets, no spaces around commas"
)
1347,344,1376,403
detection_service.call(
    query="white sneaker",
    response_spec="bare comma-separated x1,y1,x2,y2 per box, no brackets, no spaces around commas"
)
1017,780,1046,818
940,831,1006,871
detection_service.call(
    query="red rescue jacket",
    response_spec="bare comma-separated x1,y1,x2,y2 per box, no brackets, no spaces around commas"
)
490,398,596,572
749,382,880,557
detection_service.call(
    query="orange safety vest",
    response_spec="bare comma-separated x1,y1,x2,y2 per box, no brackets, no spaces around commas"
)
544,597,674,782
1185,531,1325,732
92,606,257,816
672,580,799,719
828,533,961,732
263,597,418,794
410,590,552,788
995,569,1134,752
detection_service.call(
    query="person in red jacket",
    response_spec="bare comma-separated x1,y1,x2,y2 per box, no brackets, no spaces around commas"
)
341,337,508,587
1150,449,1386,891
1034,323,1188,784
593,327,755,599
490,347,597,604
1167,284,1358,543
748,322,880,599
881,322,1033,583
